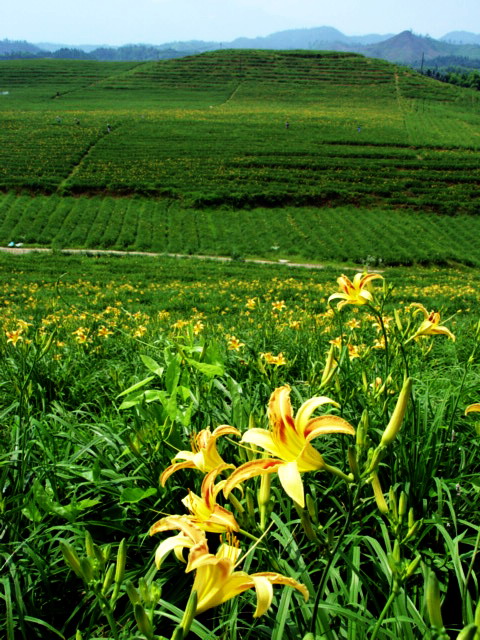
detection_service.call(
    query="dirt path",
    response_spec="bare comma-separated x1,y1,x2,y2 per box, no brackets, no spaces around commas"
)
0,246,327,270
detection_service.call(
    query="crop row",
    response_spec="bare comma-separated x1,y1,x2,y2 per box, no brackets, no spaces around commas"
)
1,193,480,266
1,104,477,214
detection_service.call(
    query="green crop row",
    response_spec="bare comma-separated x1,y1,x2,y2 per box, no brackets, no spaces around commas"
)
1,193,479,266
0,52,478,217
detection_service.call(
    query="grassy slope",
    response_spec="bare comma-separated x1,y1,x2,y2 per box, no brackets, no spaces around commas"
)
0,51,479,264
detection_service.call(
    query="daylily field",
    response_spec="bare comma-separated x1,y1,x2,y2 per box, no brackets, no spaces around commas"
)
1,49,480,640
1,252,480,640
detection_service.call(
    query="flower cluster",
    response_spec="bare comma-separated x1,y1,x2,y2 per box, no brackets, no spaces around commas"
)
151,385,357,620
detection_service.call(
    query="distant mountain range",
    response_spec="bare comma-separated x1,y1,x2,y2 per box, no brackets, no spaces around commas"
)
1,27,480,66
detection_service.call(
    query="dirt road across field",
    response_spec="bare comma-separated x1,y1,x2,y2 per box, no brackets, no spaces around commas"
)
0,246,328,270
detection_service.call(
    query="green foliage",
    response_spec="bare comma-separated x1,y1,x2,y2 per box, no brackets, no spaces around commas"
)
0,255,479,639
0,50,479,253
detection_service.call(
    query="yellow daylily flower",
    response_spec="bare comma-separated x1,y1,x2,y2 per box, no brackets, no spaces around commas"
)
223,386,355,508
189,540,309,617
328,272,383,310
407,303,455,342
466,403,480,415
149,515,209,571
160,425,241,486
181,465,240,533
6,329,23,345
227,335,245,351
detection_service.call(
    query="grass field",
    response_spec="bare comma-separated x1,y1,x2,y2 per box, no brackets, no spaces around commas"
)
1,253,480,640
1,49,480,640
0,50,480,266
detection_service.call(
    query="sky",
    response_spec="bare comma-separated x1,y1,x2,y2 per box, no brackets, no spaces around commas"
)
1,0,479,46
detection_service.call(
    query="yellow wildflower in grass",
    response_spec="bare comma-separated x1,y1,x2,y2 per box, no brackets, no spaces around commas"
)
223,386,355,508
328,272,384,310
16,319,32,331
227,336,245,351
6,329,23,346
133,325,147,338
160,425,241,486
150,519,308,617
189,539,309,617
272,300,286,312
346,344,362,360
261,352,286,366
329,336,343,348
179,465,239,533
193,321,204,335
346,318,362,330
172,319,188,330
245,298,257,310
373,336,386,349
408,303,455,342
97,326,113,339
72,327,88,344
150,515,209,571
372,316,392,333
289,320,301,330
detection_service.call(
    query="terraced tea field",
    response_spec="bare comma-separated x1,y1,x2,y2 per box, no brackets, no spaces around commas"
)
0,50,479,263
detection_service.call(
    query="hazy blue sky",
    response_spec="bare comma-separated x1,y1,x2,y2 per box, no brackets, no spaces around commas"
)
1,0,478,45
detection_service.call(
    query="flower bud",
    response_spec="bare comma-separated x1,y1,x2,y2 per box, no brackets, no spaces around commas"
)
380,378,412,447
408,507,415,529
102,564,115,595
125,581,140,604
426,570,444,631
405,554,421,578
115,538,127,585
80,557,94,583
93,544,105,569
389,487,398,521
348,445,360,480
85,531,95,558
356,410,368,448
394,308,403,332
320,345,336,387
399,491,407,520
371,472,388,515
134,603,154,640
60,541,83,579
139,577,151,605
406,521,421,540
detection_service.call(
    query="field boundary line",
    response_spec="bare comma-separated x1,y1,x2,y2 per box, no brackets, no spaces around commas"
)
57,128,117,191
0,246,386,272
218,81,244,107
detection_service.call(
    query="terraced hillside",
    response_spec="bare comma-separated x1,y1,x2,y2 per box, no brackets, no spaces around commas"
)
0,50,479,261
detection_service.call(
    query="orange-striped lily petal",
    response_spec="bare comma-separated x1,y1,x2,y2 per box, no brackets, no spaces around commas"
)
181,464,240,533
223,386,355,507
328,272,383,310
190,541,309,616
160,425,240,486
409,303,455,342
466,403,480,415
149,515,208,571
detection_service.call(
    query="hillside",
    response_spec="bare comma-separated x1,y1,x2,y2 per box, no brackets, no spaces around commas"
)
0,49,479,261
363,31,451,64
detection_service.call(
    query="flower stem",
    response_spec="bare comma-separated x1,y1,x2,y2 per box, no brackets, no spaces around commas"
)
309,483,361,636
369,589,398,640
